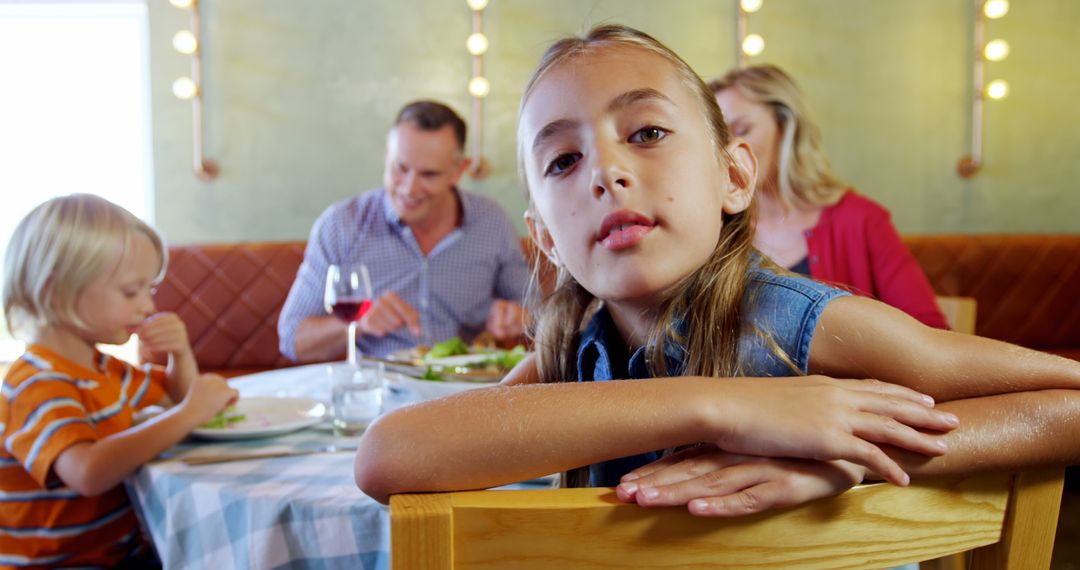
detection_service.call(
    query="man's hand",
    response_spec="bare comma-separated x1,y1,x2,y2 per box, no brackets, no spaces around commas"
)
615,444,866,517
358,292,421,338
485,300,526,341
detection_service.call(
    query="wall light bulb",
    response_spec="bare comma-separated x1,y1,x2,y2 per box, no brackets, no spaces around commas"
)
984,0,1009,19
466,33,488,55
172,30,198,55
984,39,1009,62
986,79,1009,100
740,0,764,13
169,0,194,9
466,0,488,10
742,34,765,57
172,77,197,100
468,76,491,98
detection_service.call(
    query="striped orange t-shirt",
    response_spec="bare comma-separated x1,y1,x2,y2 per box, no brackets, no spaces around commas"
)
0,344,166,569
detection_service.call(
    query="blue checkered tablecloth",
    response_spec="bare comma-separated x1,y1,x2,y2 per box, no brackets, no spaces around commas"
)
127,362,548,570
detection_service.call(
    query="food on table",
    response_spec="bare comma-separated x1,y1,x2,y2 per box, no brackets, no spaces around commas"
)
411,337,529,382
201,405,247,429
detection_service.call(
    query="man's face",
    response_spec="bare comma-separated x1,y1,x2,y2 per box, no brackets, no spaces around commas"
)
383,122,467,229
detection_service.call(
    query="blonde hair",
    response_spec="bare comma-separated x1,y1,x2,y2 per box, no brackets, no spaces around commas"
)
518,24,766,486
709,65,846,209
2,194,166,337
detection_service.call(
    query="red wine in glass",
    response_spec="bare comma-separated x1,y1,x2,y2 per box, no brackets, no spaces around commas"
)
326,264,374,364
331,299,372,322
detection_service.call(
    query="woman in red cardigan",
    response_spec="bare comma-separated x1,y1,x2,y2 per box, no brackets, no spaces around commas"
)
710,65,948,329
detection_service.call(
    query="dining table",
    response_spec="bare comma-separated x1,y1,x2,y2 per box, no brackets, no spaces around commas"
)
126,361,547,570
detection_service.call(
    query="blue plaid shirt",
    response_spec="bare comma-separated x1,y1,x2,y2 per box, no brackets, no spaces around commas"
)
278,188,529,359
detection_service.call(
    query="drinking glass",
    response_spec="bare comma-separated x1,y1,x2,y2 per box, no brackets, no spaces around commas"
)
328,361,384,437
324,264,373,364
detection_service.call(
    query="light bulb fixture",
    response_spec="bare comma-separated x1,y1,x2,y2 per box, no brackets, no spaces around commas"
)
171,0,218,181
984,38,1009,61
959,0,1009,178
986,79,1009,99
466,1,490,179
466,32,488,56
172,30,198,55
984,0,1009,19
172,77,197,100
735,0,764,67
468,76,490,98
742,34,765,56
740,0,763,13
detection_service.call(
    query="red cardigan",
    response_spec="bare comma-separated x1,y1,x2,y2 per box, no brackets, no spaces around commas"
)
805,191,949,329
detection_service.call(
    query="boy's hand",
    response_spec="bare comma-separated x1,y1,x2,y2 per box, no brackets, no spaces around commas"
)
180,373,238,425
615,444,866,517
137,312,193,358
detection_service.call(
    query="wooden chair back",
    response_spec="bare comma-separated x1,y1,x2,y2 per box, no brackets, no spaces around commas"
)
390,468,1063,570
936,295,977,334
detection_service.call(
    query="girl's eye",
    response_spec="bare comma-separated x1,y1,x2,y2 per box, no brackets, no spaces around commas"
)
545,152,581,176
629,126,669,144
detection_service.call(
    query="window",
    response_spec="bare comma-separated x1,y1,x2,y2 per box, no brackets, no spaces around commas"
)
0,1,153,362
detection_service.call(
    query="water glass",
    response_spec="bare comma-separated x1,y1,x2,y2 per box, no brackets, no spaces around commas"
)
329,362,384,437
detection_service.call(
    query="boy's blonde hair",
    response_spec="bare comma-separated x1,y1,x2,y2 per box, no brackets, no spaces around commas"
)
519,25,772,485
708,65,846,209
2,194,166,337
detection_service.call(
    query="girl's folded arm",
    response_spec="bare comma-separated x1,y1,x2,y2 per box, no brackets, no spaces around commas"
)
883,389,1080,477
354,355,956,503
810,295,1080,475
809,295,1080,401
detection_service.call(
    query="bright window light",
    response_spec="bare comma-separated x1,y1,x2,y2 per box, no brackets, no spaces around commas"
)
0,2,153,364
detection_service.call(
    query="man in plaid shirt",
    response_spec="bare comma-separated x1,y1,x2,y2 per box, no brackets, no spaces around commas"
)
279,101,529,361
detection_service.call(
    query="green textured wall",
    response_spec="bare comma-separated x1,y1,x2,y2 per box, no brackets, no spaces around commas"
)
149,0,1080,243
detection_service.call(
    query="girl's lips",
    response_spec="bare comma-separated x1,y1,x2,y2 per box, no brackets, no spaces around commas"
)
600,225,654,250
597,209,656,251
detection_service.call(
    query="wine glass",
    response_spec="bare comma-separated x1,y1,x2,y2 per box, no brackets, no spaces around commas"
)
324,263,373,364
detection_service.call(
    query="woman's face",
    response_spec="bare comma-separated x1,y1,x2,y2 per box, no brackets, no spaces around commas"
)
715,87,780,190
519,45,752,306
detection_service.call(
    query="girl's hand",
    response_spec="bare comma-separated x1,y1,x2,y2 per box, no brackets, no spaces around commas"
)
180,373,238,425
713,376,957,486
137,312,194,358
615,444,865,517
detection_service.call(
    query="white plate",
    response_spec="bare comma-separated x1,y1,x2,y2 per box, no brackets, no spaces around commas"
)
191,397,327,440
423,353,495,367
384,371,494,402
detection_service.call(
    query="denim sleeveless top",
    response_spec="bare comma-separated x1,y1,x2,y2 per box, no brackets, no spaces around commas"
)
575,265,850,487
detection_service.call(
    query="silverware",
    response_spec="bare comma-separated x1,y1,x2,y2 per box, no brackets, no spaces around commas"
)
181,444,358,466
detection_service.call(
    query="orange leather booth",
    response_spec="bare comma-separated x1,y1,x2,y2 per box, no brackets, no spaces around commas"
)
152,235,1079,376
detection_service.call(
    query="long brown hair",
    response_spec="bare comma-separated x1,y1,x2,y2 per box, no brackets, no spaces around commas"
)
519,25,770,486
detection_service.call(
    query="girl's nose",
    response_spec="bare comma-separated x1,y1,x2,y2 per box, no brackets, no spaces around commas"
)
590,140,632,199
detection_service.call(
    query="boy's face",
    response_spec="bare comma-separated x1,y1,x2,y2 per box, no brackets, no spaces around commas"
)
520,45,751,306
73,232,159,346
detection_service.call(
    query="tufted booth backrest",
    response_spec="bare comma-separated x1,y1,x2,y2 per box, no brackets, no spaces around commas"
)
153,235,1079,375
152,242,306,375
904,235,1080,358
